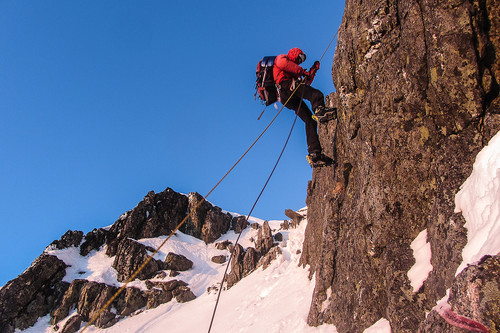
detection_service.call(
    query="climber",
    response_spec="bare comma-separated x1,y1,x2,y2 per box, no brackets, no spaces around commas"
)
273,47,335,166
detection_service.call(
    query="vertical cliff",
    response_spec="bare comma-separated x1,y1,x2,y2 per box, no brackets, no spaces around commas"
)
301,1,499,332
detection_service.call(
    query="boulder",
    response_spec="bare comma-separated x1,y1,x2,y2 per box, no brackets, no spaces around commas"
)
173,286,196,303
215,240,232,250
211,255,227,264
145,279,187,292
121,287,147,316
146,289,173,309
284,209,305,227
60,314,83,333
164,253,193,272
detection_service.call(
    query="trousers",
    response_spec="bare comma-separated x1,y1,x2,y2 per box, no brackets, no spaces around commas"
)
278,81,325,154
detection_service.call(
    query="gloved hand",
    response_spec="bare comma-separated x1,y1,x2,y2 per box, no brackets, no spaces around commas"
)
312,61,320,70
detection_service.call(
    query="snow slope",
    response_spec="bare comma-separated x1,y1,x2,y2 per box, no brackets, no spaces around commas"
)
19,131,500,333
24,213,338,333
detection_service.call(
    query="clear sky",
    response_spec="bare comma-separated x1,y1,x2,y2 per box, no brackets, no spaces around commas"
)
0,1,345,286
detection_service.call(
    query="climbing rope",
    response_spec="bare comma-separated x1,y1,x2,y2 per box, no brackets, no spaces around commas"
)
81,83,304,332
82,27,341,332
206,28,341,332
319,29,340,62
207,86,305,333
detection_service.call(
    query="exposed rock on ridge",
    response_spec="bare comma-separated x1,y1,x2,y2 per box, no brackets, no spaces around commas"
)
226,220,282,288
0,187,230,332
0,254,68,332
301,1,499,332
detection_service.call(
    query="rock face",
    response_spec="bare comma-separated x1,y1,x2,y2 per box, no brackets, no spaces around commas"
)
80,228,108,256
50,230,84,250
106,189,189,257
113,238,165,281
51,278,195,329
181,192,233,243
0,254,68,333
301,1,499,332
226,221,281,288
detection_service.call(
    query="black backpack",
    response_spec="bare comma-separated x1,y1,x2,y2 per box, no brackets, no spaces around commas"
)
255,56,278,106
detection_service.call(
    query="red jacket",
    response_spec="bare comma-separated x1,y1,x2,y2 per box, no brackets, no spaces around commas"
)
273,47,306,85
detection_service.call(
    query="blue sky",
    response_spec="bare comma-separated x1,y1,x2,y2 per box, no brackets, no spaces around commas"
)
0,1,344,286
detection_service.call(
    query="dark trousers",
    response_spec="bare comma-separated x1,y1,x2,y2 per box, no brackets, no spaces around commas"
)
279,81,325,154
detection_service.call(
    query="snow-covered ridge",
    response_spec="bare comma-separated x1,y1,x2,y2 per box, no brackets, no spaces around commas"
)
25,210,336,333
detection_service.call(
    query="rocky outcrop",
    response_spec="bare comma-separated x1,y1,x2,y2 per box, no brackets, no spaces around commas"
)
106,189,189,257
226,221,281,288
164,252,194,272
257,246,282,271
60,314,83,333
419,255,499,332
302,1,499,332
181,192,233,243
52,280,121,327
113,238,165,282
0,254,68,333
49,230,84,250
256,220,274,255
52,278,195,329
226,244,246,288
80,228,108,256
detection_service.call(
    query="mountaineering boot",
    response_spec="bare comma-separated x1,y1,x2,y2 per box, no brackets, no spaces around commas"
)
312,106,337,123
306,152,333,167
